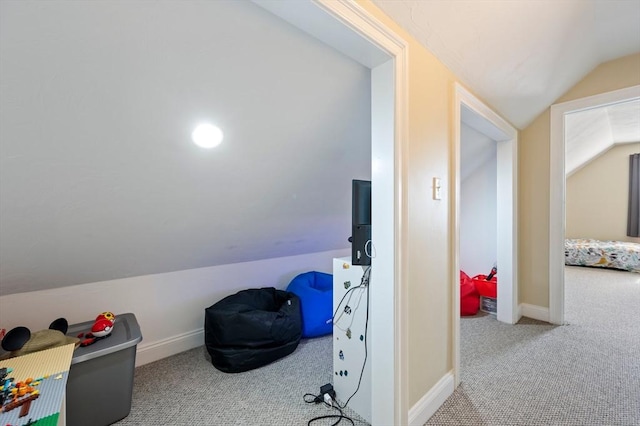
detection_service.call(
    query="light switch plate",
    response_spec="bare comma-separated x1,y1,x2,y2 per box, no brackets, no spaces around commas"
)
433,177,441,200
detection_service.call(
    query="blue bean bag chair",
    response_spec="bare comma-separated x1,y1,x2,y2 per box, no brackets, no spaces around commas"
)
286,271,333,338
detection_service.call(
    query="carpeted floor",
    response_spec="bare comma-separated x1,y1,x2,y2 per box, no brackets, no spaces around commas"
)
114,333,366,426
426,266,640,426
115,266,639,425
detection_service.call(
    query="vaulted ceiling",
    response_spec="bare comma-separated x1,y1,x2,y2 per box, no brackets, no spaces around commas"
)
373,0,640,178
1,0,638,296
371,0,640,128
565,99,640,175
0,1,371,294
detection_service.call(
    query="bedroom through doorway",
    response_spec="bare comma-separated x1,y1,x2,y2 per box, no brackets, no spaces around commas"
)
563,98,640,323
548,85,640,324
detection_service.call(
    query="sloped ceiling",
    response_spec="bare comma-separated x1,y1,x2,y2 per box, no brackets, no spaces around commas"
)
2,0,639,296
566,99,640,175
460,122,496,183
371,0,640,129
0,1,371,294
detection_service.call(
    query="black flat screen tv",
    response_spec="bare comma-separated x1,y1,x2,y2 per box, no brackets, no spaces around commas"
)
351,179,371,265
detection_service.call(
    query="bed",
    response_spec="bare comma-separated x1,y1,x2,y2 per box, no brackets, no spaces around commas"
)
565,239,640,272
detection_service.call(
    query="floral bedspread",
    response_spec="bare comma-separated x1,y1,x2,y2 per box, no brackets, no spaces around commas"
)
565,239,640,273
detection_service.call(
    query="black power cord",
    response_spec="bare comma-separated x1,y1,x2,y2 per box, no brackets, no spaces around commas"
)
334,266,370,411
303,391,355,426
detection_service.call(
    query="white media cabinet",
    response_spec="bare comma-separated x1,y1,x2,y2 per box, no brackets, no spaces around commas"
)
332,257,371,423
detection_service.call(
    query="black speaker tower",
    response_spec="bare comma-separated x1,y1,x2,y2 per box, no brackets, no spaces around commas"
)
351,224,371,265
351,179,372,266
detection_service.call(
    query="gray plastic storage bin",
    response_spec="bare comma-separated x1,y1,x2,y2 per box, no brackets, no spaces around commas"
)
66,312,142,426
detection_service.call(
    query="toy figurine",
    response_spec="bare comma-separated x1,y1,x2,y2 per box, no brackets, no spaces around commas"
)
78,312,116,346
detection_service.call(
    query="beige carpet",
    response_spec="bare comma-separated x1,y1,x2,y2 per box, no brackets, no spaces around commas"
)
426,266,640,426
114,266,638,425
114,333,367,425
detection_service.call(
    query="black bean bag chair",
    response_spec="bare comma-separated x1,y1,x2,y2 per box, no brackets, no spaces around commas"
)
204,287,302,373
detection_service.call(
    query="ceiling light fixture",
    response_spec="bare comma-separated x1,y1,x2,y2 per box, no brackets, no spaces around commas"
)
192,123,223,149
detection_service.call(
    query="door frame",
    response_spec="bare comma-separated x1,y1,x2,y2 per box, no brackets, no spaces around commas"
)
548,84,640,325
254,1,410,423
452,83,519,386
315,2,409,423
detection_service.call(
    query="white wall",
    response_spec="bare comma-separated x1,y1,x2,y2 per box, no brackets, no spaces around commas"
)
0,0,370,295
460,124,497,277
0,248,349,366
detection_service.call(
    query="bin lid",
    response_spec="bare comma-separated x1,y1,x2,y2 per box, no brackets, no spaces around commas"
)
67,312,142,364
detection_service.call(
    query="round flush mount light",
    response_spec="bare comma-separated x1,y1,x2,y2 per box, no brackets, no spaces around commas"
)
192,123,223,148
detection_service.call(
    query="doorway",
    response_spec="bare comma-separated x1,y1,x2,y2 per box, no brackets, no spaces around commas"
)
252,1,409,423
459,121,498,288
548,85,640,324
452,83,518,386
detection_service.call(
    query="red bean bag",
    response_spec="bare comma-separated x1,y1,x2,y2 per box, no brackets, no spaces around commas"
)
460,271,480,316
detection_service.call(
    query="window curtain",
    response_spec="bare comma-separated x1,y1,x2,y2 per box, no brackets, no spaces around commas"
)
628,153,640,237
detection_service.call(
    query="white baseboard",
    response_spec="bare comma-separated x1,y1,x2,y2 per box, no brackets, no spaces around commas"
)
135,328,204,366
408,371,454,426
519,303,550,323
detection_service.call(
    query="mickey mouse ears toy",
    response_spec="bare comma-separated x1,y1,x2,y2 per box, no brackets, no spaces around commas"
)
1,326,31,352
1,318,76,359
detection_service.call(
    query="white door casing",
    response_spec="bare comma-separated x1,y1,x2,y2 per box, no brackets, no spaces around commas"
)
452,83,519,386
253,1,410,424
548,85,640,325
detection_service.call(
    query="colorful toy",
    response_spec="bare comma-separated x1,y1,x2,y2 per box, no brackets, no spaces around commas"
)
77,312,116,347
96,312,115,323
